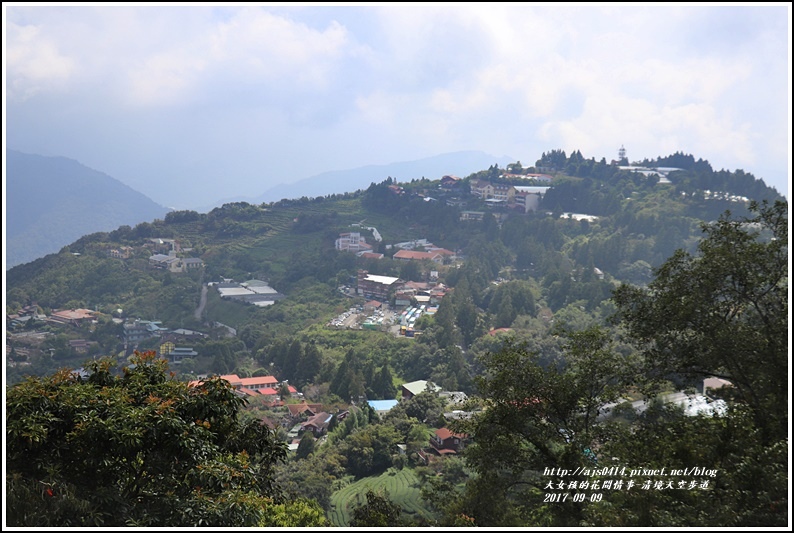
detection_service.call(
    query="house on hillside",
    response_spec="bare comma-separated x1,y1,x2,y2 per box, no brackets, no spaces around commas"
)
68,339,96,354
401,380,441,400
430,427,468,455
470,179,494,199
149,253,180,269
218,374,279,392
524,173,553,183
336,232,373,253
460,211,484,221
109,246,133,259
393,249,444,264
440,175,461,189
48,308,97,327
123,319,163,346
358,251,384,260
301,412,333,437
440,390,468,407
167,346,198,363
446,197,467,207
513,186,550,213
188,374,283,402
182,257,204,271
492,183,515,202
285,403,324,426
364,300,383,312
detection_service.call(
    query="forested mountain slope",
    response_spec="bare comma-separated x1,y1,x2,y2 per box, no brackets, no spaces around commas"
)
5,151,787,527
6,150,170,269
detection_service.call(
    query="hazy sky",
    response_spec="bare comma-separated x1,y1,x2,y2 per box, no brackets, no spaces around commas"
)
4,3,791,209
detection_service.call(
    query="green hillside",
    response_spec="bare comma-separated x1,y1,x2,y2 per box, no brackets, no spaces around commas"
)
6,151,786,385
5,150,788,527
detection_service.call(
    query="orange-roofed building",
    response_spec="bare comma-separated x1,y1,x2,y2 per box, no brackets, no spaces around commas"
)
218,374,278,391
393,249,444,263
48,308,97,326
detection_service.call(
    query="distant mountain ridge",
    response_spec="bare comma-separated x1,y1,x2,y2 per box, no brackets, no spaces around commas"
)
200,150,515,210
5,150,170,269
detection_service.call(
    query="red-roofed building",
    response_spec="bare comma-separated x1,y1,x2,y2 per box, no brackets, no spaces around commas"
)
189,374,281,398
426,247,456,258
48,308,97,326
440,175,461,189
285,403,324,425
524,173,553,182
430,428,468,455
301,412,334,437
261,417,278,430
364,300,383,312
393,249,444,263
358,252,384,260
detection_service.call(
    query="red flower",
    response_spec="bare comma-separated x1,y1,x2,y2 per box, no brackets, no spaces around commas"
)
45,488,54,497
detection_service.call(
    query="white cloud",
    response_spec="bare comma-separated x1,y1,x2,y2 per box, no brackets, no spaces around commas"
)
125,8,353,107
6,21,75,101
127,49,209,107
4,4,789,206
208,8,350,85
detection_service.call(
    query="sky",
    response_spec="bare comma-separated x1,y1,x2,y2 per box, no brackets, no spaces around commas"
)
4,3,792,210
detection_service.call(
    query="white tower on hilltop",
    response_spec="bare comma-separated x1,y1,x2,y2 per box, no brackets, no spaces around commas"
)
618,145,627,163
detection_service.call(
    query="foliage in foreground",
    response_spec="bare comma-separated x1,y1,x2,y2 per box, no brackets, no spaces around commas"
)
5,351,326,527
442,201,788,527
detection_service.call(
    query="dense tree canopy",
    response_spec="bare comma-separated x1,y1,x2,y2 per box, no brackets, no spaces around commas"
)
6,351,326,527
612,199,788,443
444,200,788,527
451,329,636,526
350,489,405,527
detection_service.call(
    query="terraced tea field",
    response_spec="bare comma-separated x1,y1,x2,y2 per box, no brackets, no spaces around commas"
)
328,467,436,526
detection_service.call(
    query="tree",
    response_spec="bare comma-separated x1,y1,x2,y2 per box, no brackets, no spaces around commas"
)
282,339,303,382
585,401,788,527
612,200,788,444
339,424,401,478
371,363,397,400
399,389,447,426
350,489,404,527
452,330,636,526
399,259,422,282
604,200,788,526
6,351,326,527
295,432,316,460
495,291,515,328
297,342,322,387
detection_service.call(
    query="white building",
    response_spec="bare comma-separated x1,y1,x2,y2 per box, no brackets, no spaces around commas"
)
513,186,550,212
336,232,372,252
